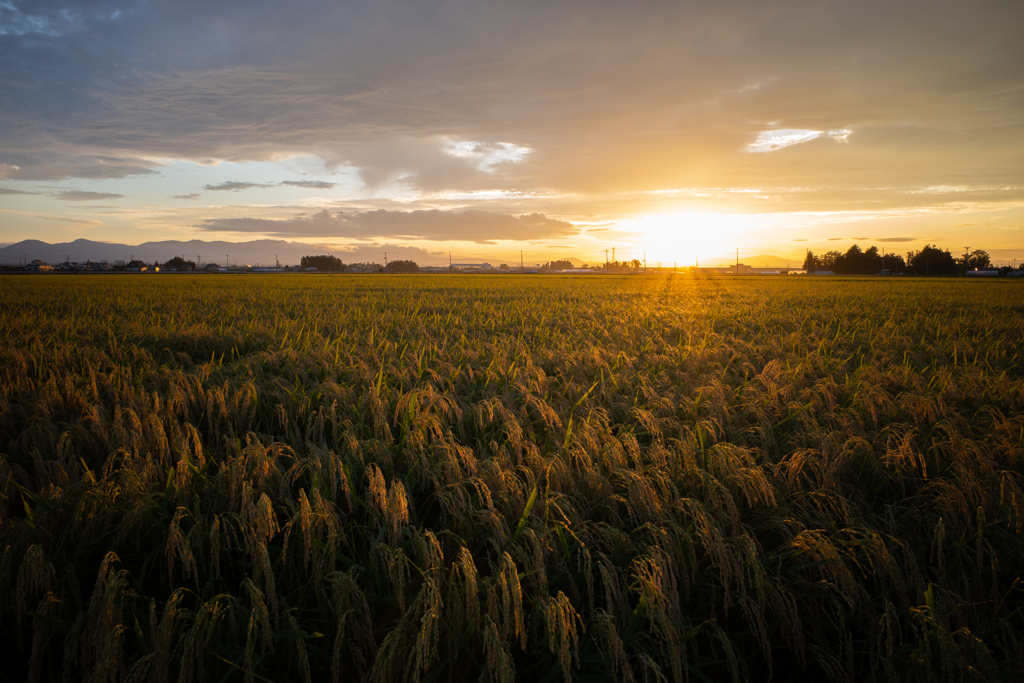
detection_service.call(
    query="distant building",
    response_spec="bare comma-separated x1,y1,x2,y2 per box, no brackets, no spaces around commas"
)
24,260,54,272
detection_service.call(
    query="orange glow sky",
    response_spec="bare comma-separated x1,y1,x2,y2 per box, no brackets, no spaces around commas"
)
1,0,1022,265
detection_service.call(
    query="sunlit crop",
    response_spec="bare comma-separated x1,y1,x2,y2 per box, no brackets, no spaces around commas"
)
2,274,1023,681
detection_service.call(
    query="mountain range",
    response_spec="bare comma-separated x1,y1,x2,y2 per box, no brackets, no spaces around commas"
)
0,238,442,267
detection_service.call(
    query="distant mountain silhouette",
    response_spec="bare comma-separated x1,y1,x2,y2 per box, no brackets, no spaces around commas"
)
695,254,803,269
0,238,441,267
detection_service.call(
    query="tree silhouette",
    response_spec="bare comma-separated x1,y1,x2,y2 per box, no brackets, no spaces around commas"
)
906,245,958,275
164,256,195,271
301,255,345,272
802,251,820,272
385,260,419,273
967,250,992,270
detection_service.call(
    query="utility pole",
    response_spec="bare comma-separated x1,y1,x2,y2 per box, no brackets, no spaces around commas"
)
520,250,524,273
449,251,452,269
384,252,388,271
276,254,278,268
605,249,609,265
612,247,615,264
226,254,229,268
964,246,970,275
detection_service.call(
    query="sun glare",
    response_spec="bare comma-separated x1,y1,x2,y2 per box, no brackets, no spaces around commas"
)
625,212,754,265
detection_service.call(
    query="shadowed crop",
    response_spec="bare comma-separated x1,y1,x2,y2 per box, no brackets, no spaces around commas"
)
2,274,1023,682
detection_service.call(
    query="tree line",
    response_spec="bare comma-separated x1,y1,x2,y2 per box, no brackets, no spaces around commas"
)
803,244,997,275
300,255,420,273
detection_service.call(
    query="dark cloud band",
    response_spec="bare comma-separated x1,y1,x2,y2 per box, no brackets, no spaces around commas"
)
197,209,578,244
51,190,126,201
203,181,274,191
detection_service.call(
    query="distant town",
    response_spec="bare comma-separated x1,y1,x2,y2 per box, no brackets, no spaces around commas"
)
5,244,1024,277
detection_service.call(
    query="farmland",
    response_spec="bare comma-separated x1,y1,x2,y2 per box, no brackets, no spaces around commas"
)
2,274,1024,682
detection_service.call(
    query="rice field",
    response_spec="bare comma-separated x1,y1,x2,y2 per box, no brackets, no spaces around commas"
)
2,273,1024,682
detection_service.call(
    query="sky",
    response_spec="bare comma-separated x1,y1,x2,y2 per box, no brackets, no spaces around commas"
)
1,0,1022,266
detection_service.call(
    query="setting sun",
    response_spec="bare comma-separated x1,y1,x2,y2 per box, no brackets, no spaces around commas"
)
623,212,757,266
